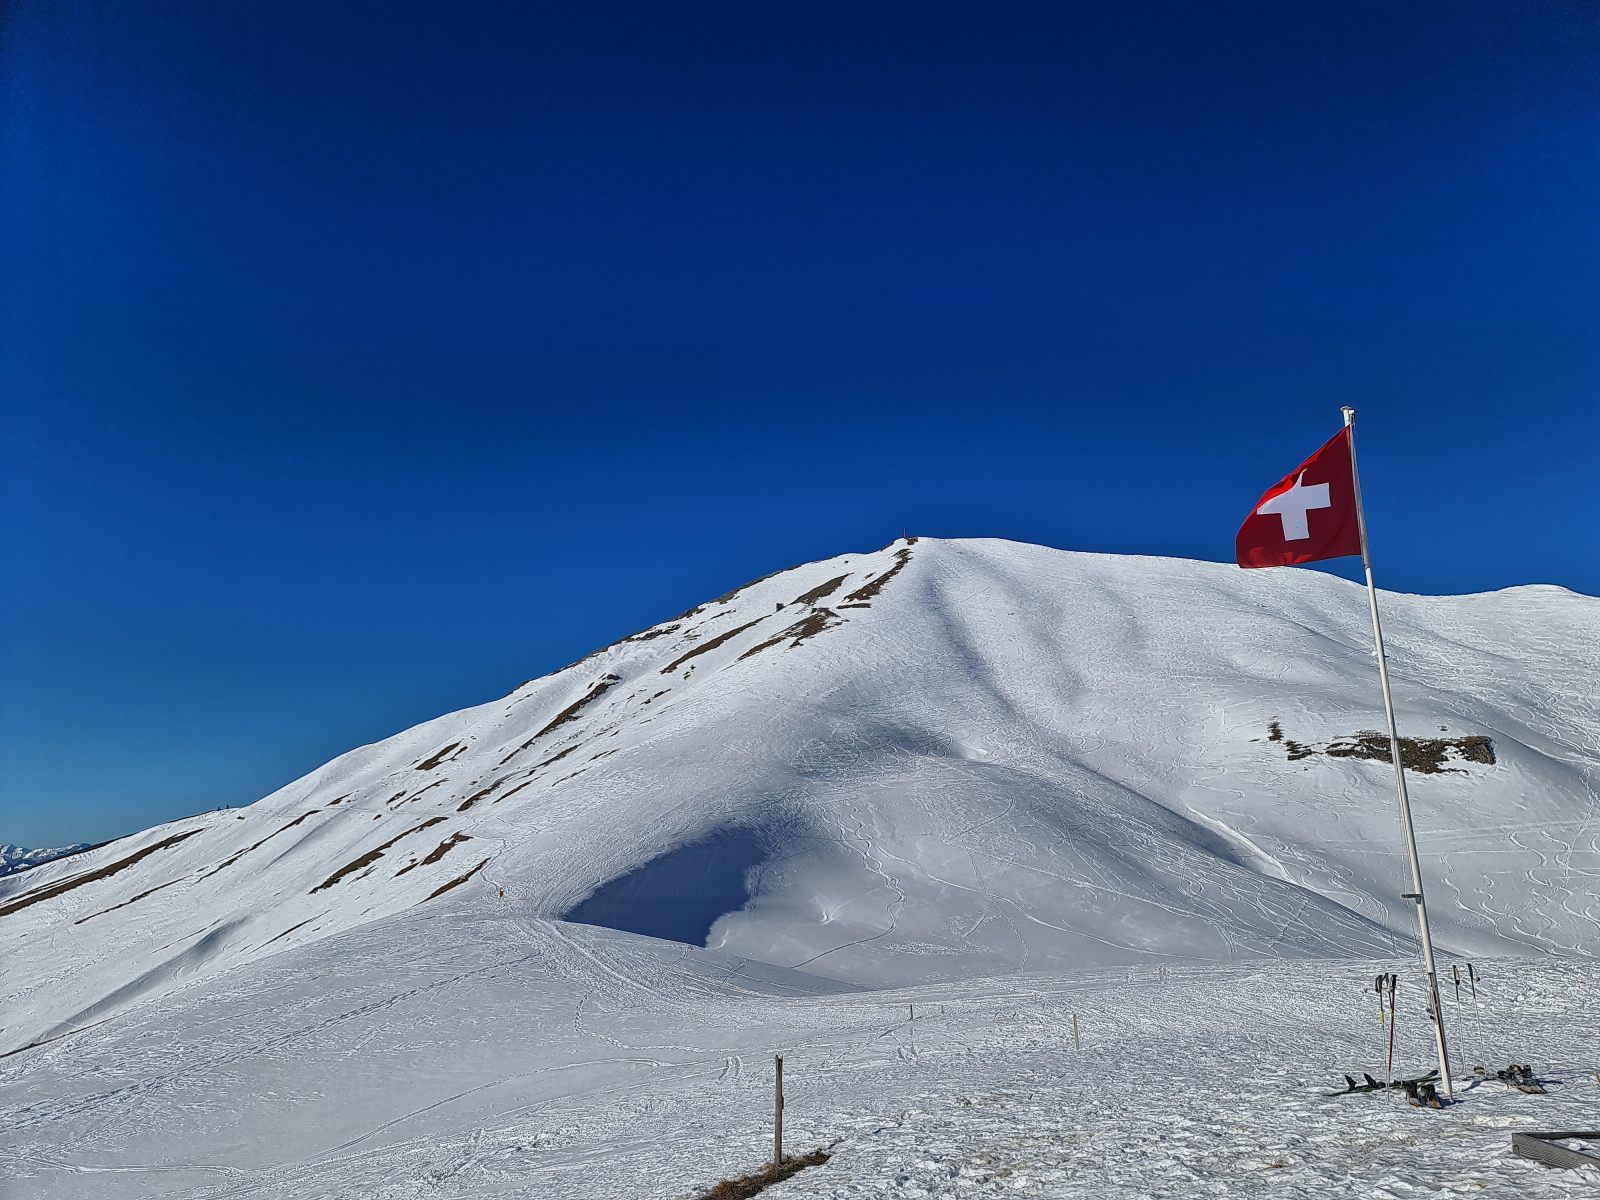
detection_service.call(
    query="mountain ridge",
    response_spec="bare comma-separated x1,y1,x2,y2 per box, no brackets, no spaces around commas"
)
0,844,92,880
3,537,1596,1056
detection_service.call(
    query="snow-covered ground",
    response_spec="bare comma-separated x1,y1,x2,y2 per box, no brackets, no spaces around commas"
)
2,537,1596,1195
3,906,1596,1198
0,844,90,879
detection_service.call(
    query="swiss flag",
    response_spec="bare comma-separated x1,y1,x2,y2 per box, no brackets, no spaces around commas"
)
1236,428,1363,568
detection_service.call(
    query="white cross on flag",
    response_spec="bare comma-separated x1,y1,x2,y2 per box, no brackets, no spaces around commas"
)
1235,428,1362,568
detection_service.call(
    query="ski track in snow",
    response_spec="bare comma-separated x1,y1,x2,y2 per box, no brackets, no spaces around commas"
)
3,914,1597,1199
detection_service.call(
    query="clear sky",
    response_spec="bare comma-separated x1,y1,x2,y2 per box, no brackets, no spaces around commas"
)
4,1,1598,849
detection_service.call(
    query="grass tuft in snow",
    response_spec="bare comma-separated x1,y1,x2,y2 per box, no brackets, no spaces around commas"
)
695,1149,830,1199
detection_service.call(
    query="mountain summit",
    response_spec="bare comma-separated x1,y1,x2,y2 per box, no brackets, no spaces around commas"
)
3,538,1596,1055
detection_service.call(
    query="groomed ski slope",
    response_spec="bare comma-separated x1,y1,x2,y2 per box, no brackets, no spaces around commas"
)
3,907,1597,1199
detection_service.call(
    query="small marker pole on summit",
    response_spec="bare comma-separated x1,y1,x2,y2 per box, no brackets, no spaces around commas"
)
1342,406,1454,1099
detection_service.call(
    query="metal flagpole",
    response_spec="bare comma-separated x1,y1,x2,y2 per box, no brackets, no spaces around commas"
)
1341,405,1454,1098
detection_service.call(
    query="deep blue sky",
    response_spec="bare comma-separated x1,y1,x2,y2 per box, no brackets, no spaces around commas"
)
4,1,1597,848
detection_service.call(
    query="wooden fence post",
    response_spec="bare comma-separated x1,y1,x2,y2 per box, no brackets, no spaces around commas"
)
774,1055,784,1166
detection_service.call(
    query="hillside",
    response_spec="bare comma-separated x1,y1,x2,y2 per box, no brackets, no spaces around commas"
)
7,911,1597,1199
0,845,90,879
3,537,1597,1063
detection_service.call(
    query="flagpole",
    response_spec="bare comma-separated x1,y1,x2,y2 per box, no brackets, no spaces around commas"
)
1341,405,1454,1098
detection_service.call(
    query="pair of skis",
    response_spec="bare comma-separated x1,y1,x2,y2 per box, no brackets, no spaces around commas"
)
1475,1063,1547,1094
1331,1068,1445,1107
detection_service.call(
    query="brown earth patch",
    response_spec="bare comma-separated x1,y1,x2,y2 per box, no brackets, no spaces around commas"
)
780,608,837,647
499,676,622,764
457,778,505,813
535,580,751,675
395,833,471,876
529,744,580,773
626,623,681,642
738,608,840,660
311,817,447,893
0,829,205,919
662,563,798,628
535,674,621,739
495,776,540,804
421,858,490,902
502,556,880,708
696,1150,831,1199
196,810,321,881
793,574,849,606
661,618,766,674
265,917,316,946
1269,721,1496,774
74,874,189,925
843,545,912,604
414,741,464,772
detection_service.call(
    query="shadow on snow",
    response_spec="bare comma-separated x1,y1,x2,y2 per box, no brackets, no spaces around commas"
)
563,827,765,947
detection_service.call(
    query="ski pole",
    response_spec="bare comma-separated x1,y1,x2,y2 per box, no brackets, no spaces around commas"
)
1385,974,1398,1090
1467,962,1477,1000
1452,964,1461,1003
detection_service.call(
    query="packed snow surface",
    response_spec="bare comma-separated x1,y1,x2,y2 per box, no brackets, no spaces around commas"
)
2,537,1596,1196
4,912,1598,1198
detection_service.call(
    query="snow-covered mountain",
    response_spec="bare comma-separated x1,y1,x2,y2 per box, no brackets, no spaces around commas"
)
0,844,90,879
3,538,1597,1061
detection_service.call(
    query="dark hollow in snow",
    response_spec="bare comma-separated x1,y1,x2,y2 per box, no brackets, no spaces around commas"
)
562,827,765,946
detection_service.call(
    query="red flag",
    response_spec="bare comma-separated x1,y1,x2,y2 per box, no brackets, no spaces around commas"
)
1236,428,1363,568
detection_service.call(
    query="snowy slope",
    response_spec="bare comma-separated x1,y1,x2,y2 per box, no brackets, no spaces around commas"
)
0,844,90,878
4,906,1597,1199
3,538,1597,1063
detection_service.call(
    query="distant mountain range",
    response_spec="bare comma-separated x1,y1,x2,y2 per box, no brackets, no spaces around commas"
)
2,537,1596,1058
1,844,91,879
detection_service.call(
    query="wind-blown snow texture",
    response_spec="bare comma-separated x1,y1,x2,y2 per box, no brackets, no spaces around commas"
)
3,538,1596,1197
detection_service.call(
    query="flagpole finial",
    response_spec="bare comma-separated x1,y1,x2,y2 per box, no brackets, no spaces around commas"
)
1342,406,1356,427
